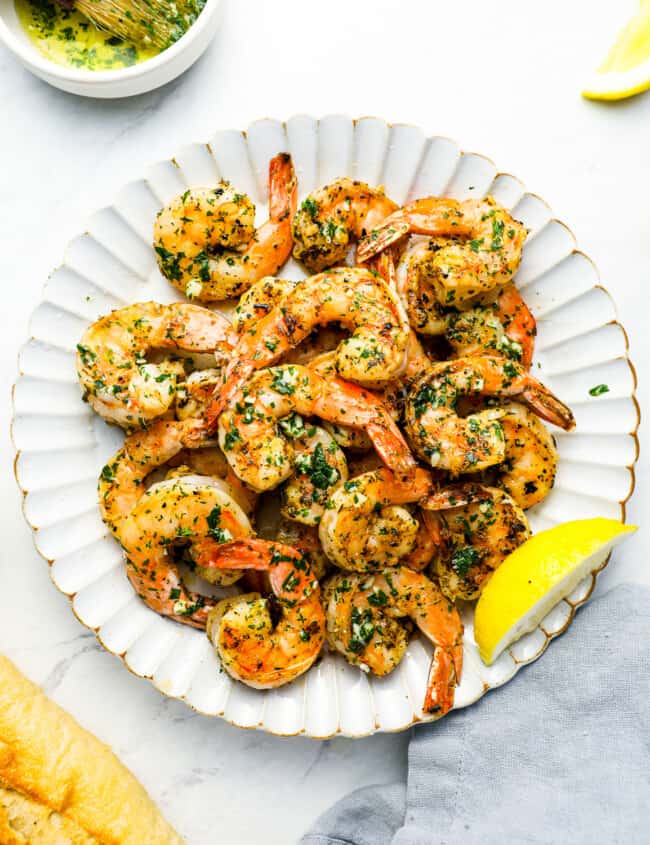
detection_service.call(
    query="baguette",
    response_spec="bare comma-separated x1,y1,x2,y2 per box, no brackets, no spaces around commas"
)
0,655,184,844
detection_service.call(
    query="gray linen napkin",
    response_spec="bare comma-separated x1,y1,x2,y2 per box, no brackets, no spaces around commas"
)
302,584,649,845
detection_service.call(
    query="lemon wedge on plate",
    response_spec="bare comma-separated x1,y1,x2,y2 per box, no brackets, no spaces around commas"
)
583,1,650,100
474,518,637,664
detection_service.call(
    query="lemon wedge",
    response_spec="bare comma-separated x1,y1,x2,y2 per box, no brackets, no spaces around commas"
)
474,518,637,664
583,1,650,100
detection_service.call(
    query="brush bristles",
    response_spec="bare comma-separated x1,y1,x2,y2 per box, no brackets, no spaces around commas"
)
75,0,205,49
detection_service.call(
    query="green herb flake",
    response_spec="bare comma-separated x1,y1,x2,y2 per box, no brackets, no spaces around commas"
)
589,384,610,397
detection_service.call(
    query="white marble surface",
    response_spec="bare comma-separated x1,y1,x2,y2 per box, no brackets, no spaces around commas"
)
0,0,648,842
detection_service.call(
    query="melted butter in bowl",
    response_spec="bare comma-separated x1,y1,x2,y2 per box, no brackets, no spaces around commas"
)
0,0,222,96
15,0,158,69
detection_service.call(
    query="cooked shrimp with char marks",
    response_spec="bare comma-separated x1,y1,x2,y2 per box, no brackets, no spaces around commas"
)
77,302,236,429
324,566,463,715
212,267,410,417
234,277,347,366
154,153,297,301
205,539,326,689
233,276,297,335
394,238,452,336
405,355,574,475
422,483,530,600
214,364,416,492
358,196,528,307
118,476,253,627
99,417,214,541
445,284,536,369
292,178,397,272
319,467,434,571
495,402,559,509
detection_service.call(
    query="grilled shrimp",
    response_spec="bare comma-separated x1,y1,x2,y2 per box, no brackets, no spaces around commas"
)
233,276,297,334
292,178,397,272
153,154,297,301
358,196,527,307
214,364,415,492
118,476,253,627
281,423,348,526
495,402,559,509
319,467,434,571
167,445,258,518
212,267,409,416
324,567,463,716
446,284,536,369
233,276,346,365
99,417,214,541
394,238,450,336
422,483,530,600
405,356,575,475
205,539,326,689
76,302,236,429
98,418,254,596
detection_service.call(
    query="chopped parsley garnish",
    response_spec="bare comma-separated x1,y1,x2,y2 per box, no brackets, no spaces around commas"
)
271,368,297,396
367,589,389,607
348,607,375,654
207,504,232,543
282,571,300,592
301,197,319,219
223,426,242,450
502,362,518,380
451,546,480,577
589,384,610,397
279,413,305,439
76,344,96,366
100,463,117,482
295,442,340,490
490,218,504,250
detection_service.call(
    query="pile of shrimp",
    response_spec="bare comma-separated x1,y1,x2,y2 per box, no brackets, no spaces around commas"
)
77,153,575,717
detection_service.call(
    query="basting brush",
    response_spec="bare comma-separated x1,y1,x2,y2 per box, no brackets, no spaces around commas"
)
56,0,205,49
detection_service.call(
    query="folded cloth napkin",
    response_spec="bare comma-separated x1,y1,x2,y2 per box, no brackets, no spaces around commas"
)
302,584,650,845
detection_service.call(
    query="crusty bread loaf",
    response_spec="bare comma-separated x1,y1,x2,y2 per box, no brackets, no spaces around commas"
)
0,655,184,845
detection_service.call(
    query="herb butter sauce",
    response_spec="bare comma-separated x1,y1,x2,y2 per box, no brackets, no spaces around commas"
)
15,0,159,70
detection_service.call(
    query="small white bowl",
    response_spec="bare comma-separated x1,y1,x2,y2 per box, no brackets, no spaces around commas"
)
0,0,222,97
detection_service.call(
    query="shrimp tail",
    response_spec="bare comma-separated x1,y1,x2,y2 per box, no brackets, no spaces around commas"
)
361,246,400,292
423,643,463,716
269,153,298,223
496,285,536,369
522,384,575,431
420,509,446,549
367,420,417,481
197,538,315,602
357,218,410,262
197,538,268,570
206,359,255,427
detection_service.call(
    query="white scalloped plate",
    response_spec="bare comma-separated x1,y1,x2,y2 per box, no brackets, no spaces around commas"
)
12,116,639,739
